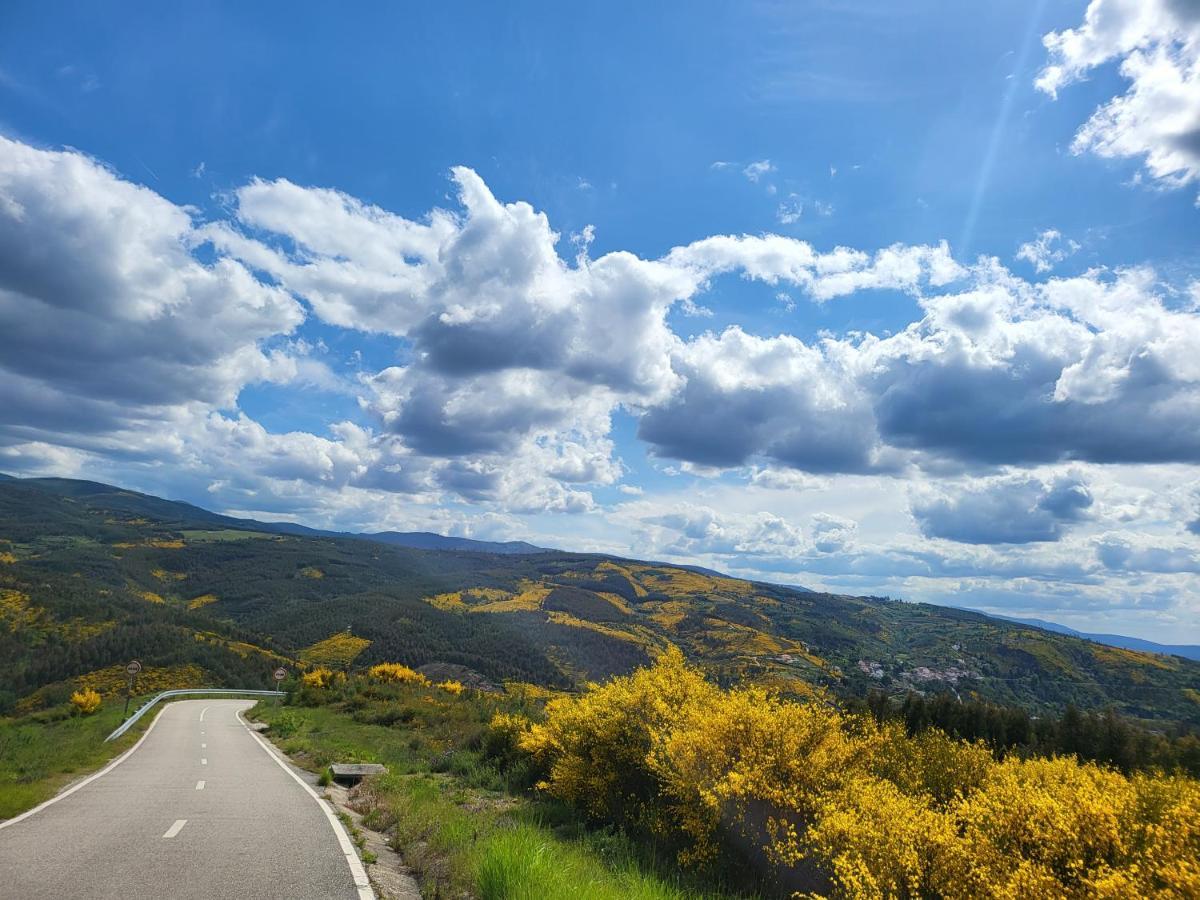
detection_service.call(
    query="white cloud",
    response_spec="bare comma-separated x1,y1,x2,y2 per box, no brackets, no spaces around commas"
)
911,473,1093,544
742,159,776,182
0,136,304,434
1037,0,1200,196
1015,228,1080,272
777,196,804,224
5,135,1200,639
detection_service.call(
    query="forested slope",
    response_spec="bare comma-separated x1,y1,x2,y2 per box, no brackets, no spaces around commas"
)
1,476,1197,729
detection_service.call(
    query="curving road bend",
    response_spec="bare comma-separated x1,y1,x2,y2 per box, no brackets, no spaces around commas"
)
0,699,373,900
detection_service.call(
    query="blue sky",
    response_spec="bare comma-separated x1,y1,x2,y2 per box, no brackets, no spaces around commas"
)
2,1,1200,641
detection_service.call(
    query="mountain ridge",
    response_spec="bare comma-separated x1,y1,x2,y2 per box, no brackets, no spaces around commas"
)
978,611,1200,662
1,474,1197,728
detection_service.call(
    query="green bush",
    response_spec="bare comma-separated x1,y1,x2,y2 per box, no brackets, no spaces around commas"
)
270,709,303,738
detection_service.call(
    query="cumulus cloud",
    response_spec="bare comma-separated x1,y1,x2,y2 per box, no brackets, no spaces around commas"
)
636,327,894,473
1096,534,1200,572
1015,229,1080,272
1037,0,1200,196
4,134,1200,638
0,136,304,433
911,473,1093,544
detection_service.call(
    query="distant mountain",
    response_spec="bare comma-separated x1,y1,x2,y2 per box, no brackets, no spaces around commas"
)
981,612,1200,662
362,531,546,554
2,474,1198,728
2,475,549,556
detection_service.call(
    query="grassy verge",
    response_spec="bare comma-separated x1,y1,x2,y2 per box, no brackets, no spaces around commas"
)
0,701,153,819
248,694,751,900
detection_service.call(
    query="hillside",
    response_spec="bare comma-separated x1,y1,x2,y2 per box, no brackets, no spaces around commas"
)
981,612,1200,661
1,476,1198,727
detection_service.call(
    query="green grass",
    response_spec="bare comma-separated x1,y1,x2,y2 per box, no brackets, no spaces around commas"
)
0,701,154,819
247,691,748,899
477,823,696,900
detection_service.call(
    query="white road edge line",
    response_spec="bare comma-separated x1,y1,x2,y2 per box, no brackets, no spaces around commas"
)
195,780,206,791
163,819,188,839
0,703,169,831
238,710,375,900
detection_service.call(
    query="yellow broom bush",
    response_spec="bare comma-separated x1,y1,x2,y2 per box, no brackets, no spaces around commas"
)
300,667,344,689
366,662,429,685
69,687,102,715
509,645,1200,898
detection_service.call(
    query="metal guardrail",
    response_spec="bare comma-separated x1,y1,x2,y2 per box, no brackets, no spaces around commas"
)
105,689,286,742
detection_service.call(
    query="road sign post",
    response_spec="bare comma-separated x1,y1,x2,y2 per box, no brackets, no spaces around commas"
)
273,667,287,702
123,659,142,719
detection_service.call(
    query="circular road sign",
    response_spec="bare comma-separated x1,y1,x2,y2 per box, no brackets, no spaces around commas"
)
273,667,287,681
126,660,142,675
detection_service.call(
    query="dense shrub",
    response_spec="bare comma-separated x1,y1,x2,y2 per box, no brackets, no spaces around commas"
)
367,662,429,685
512,647,1200,898
69,688,101,715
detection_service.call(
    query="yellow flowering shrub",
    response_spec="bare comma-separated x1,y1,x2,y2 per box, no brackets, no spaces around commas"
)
649,684,871,863
520,645,715,829
436,679,466,695
508,646,1200,897
367,662,429,685
300,667,343,689
794,776,958,899
869,722,993,806
70,687,102,715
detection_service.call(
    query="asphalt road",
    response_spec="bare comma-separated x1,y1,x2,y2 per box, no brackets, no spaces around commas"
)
0,699,373,899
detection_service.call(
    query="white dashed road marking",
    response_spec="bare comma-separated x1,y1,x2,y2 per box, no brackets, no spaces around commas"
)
199,706,209,722
195,780,205,790
201,758,207,766
163,819,187,839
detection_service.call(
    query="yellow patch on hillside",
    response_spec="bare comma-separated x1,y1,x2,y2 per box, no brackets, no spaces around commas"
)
0,551,17,564
299,566,325,579
138,590,166,604
645,600,691,629
151,568,187,582
634,565,754,599
0,589,43,632
474,584,550,613
424,584,547,613
546,610,647,645
464,588,512,602
187,593,219,610
699,617,806,657
1183,688,1200,706
74,663,207,698
426,591,467,611
147,539,185,549
194,631,289,663
595,561,648,597
1090,643,1177,672
0,590,112,641
59,619,116,642
300,632,371,667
